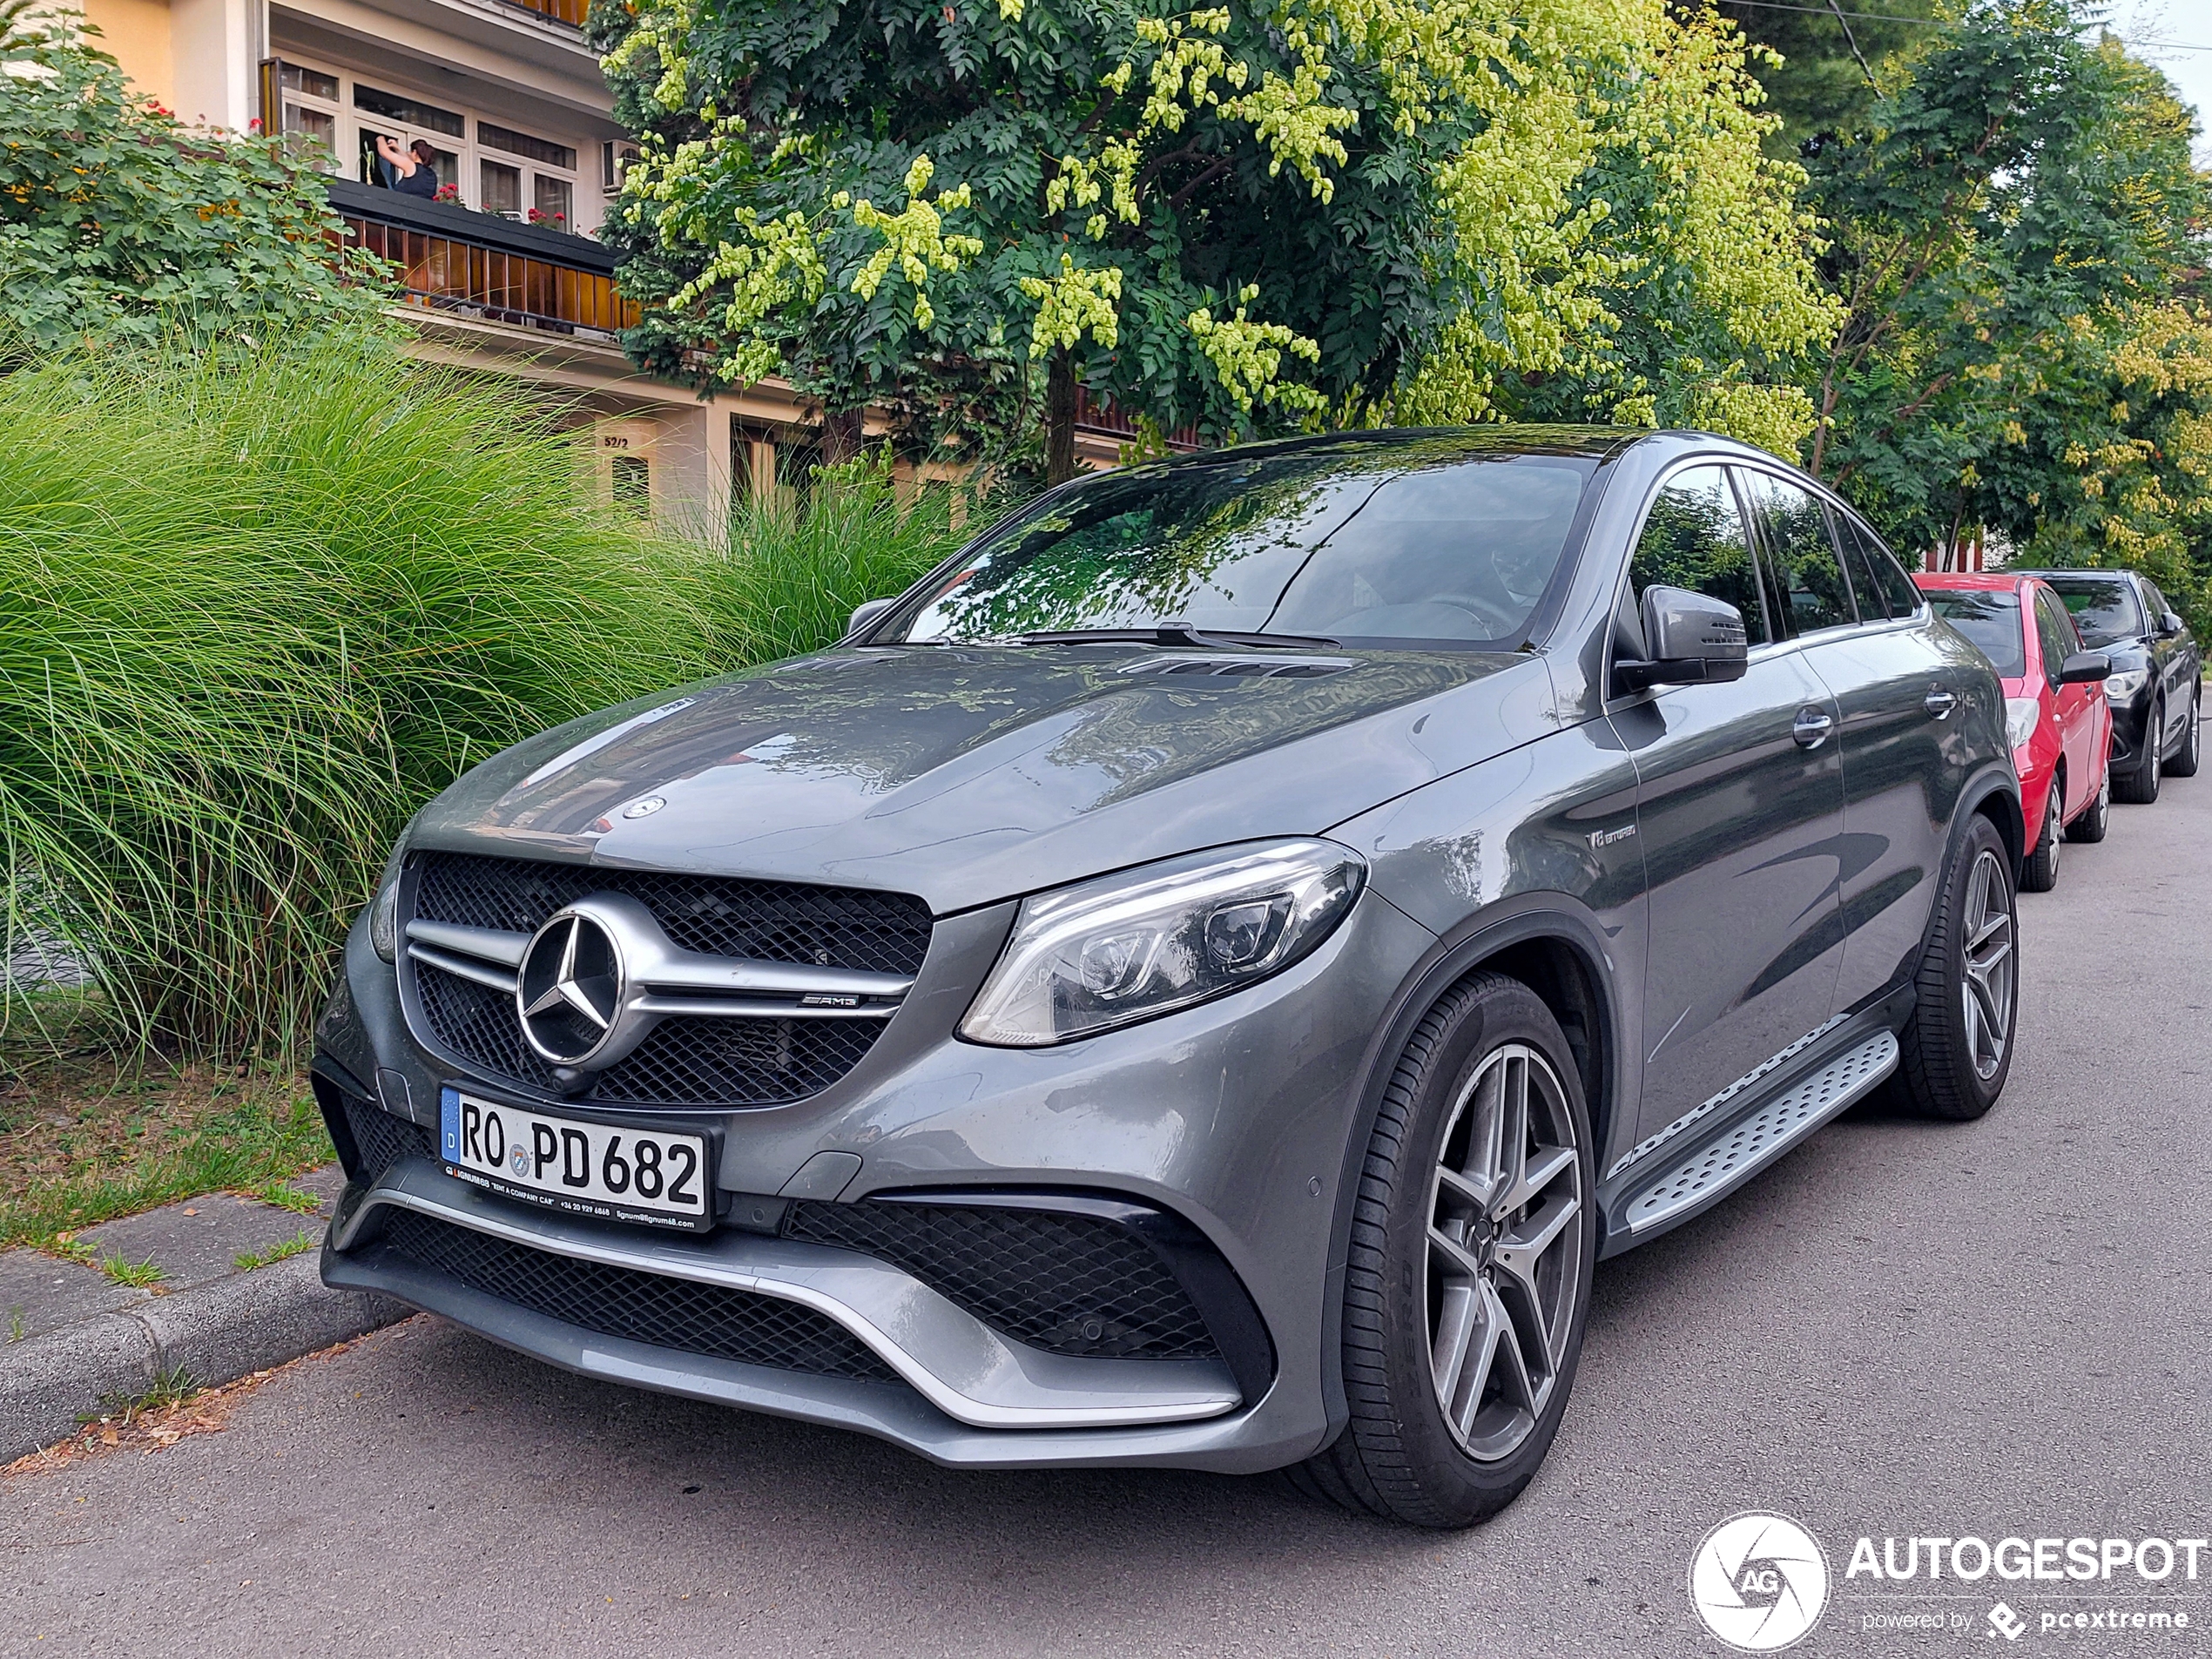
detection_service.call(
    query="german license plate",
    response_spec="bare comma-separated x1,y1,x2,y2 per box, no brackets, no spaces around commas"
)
439,1087,711,1231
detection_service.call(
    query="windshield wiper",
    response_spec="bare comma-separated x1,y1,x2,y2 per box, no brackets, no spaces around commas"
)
1015,624,1340,650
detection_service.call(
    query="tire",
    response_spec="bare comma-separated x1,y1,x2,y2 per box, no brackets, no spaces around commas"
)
1891,816,2018,1122
2114,698,2162,803
2167,685,2200,778
1296,973,1597,1528
2020,787,2060,893
2065,767,2108,844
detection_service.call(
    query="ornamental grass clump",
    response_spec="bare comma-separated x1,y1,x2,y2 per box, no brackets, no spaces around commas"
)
0,336,981,1063
0,336,722,1059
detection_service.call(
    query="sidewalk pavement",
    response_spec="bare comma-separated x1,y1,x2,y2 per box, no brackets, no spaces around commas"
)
0,1169,408,1462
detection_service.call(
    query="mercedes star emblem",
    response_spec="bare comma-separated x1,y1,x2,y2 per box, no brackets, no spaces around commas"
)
516,910,623,1065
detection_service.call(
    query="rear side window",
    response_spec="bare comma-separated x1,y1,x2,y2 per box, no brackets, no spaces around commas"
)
1737,470,1854,635
1629,465,1770,647
2033,590,2076,688
1838,516,1923,618
1923,589,2027,677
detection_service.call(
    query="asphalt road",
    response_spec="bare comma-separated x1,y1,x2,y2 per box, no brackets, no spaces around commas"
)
7,759,2210,1657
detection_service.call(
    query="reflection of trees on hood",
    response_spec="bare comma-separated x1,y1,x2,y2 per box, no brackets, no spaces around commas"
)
1034,656,1491,802
481,648,1500,831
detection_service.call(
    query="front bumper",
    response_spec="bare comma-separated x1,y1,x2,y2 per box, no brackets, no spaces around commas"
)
315,885,1437,1473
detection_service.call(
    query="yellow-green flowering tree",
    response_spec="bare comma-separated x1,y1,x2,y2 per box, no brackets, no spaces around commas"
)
592,0,1836,476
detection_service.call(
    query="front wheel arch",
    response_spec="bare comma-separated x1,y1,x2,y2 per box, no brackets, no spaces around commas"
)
1312,900,1626,1447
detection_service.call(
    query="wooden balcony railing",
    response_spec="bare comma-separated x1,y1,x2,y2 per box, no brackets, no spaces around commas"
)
495,0,588,27
327,179,637,342
1075,388,1200,453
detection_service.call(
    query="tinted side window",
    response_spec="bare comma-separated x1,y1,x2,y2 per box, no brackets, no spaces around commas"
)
2140,580,2169,627
1739,470,1854,635
2033,590,2074,688
1629,465,1770,647
1841,516,1923,617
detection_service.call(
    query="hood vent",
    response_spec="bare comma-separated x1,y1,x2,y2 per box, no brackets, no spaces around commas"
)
1115,654,1357,681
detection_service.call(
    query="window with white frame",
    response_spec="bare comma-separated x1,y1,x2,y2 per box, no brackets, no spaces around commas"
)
270,56,597,234
277,64,341,170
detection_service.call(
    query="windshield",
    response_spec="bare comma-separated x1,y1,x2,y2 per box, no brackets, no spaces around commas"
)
1925,590,2026,677
2038,576,2144,648
887,445,1599,649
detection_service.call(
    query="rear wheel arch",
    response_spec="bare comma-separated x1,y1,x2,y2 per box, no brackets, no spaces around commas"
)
1962,770,2025,877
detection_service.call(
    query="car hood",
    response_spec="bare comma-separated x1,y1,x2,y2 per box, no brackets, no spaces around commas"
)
411,644,1557,913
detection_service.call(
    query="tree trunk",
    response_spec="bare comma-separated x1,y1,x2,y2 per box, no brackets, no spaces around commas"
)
821,407,866,468
1045,354,1079,485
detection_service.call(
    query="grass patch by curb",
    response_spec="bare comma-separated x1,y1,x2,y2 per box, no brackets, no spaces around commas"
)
233,1230,318,1271
0,1059,332,1250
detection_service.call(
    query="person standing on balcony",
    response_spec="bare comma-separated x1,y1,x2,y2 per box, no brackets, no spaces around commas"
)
374,134,441,199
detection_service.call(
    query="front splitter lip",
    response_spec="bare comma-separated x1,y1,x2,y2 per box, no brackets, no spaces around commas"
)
329,1160,1242,1433
321,1224,1319,1475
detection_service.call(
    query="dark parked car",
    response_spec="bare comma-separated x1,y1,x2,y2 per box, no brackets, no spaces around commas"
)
315,429,2021,1528
2013,568,2200,801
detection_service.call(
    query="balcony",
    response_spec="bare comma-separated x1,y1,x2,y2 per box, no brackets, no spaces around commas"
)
327,178,637,344
491,0,588,27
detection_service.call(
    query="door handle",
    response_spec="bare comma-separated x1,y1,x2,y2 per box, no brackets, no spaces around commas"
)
1792,706,1834,749
1924,685,1957,719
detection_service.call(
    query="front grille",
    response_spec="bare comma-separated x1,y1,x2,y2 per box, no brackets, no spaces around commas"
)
415,853,933,974
343,1092,436,1182
784,1200,1219,1362
379,1209,899,1383
590,1015,883,1106
405,851,932,1108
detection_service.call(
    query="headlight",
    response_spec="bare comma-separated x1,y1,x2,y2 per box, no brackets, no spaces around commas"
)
2105,666,2149,703
369,857,404,964
960,840,1366,1047
2004,696,2040,750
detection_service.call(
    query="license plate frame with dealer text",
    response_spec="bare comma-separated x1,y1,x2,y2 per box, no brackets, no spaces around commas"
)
438,1086,713,1232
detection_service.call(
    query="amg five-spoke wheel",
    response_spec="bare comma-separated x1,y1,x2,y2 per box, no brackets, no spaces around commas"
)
1959,849,2015,1083
1426,1043,1583,1464
1297,973,1596,1527
1892,814,2018,1120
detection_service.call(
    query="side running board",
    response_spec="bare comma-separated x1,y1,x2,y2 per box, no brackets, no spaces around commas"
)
1624,1030,1899,1235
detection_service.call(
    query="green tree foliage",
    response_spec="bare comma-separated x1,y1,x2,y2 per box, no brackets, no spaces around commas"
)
1406,2,1839,455
595,0,1838,474
2006,299,2212,633
0,3,388,351
1712,0,1939,155
1800,3,2205,571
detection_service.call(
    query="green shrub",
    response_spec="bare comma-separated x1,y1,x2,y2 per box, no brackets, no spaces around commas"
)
0,3,390,352
0,335,978,1063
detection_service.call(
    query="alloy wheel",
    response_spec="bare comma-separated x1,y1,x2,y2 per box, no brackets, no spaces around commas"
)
1425,1042,1584,1463
1959,849,2016,1082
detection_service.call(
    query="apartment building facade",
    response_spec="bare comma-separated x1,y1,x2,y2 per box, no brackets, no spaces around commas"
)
72,0,877,525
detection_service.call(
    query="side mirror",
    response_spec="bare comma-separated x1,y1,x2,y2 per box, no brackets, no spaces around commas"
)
2161,610,2186,637
2058,651,2110,685
1617,586,1750,691
846,597,897,639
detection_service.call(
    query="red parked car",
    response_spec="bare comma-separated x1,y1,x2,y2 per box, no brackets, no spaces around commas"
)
1916,573,2113,890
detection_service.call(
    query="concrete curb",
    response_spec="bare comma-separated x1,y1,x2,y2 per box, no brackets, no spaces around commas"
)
0,1255,409,1464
